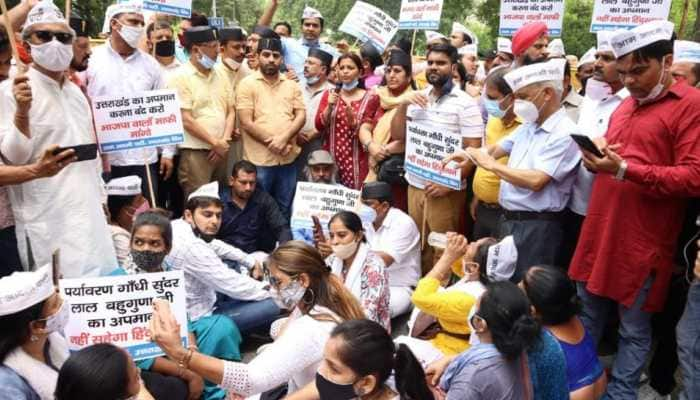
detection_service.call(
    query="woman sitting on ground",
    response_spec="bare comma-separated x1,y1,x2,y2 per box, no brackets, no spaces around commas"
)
149,241,366,398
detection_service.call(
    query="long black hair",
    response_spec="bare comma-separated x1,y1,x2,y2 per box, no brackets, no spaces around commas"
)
479,281,541,360
472,237,499,285
329,211,366,243
331,319,434,400
0,301,45,362
55,343,133,400
522,265,581,325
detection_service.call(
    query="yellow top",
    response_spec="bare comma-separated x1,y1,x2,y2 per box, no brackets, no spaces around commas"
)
411,277,476,356
472,117,521,204
235,71,305,166
214,60,252,92
167,62,235,150
414,70,429,90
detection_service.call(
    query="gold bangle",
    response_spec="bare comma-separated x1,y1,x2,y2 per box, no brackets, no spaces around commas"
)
178,348,193,370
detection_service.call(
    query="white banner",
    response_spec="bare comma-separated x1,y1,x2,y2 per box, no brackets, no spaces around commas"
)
290,182,360,231
405,119,462,190
92,89,185,154
398,0,444,30
590,0,671,32
339,1,399,51
143,0,192,17
499,0,565,37
61,271,189,361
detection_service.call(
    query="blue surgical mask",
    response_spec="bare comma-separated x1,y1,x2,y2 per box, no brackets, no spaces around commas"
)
199,53,217,70
342,79,359,91
483,98,506,118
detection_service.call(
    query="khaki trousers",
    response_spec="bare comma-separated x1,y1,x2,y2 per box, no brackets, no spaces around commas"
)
178,149,229,201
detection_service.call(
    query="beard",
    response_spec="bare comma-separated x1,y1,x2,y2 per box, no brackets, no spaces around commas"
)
71,57,89,72
523,54,547,66
427,71,450,87
261,63,279,76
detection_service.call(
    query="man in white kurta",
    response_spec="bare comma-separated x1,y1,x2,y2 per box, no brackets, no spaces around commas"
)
0,1,116,277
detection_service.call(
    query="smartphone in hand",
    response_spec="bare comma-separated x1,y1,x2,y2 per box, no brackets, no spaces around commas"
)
52,143,98,161
570,134,604,158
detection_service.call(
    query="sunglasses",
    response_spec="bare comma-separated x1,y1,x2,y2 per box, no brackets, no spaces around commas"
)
34,30,74,44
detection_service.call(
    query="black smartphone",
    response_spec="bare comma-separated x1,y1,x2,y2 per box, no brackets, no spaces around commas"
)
52,143,98,161
335,82,343,92
570,134,604,158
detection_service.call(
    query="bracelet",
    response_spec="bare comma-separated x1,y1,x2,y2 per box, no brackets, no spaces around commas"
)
177,348,194,370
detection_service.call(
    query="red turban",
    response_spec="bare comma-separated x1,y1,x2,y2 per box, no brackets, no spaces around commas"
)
511,22,548,57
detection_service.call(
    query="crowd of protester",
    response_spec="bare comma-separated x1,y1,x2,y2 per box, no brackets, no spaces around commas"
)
0,0,699,399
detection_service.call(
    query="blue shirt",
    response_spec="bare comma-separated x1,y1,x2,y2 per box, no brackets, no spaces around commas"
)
282,37,338,85
527,330,569,400
498,108,581,212
0,366,39,400
218,186,292,253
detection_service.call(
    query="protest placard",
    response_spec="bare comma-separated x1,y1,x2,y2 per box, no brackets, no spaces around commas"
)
92,89,185,154
61,271,189,361
398,0,444,30
339,1,399,51
498,0,565,36
142,0,191,17
208,16,224,29
590,0,671,32
405,118,462,190
291,182,361,231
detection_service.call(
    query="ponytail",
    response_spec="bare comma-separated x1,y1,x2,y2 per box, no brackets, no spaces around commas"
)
394,343,435,400
319,274,366,322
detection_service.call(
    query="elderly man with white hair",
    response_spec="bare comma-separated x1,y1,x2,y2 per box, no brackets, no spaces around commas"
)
446,58,580,281
0,0,117,277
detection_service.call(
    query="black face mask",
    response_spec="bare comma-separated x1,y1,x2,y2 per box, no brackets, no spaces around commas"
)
155,40,176,57
315,372,357,400
131,250,167,271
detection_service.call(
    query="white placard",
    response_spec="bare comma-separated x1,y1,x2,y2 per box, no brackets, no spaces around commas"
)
290,182,361,231
61,271,189,361
590,0,671,32
398,0,444,30
405,119,462,190
499,0,565,37
142,0,192,17
339,1,399,51
92,89,185,154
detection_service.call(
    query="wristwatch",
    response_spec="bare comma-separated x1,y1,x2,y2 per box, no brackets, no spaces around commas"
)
615,159,628,181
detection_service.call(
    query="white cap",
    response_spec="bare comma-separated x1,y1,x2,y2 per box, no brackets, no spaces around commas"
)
425,30,447,43
106,176,142,196
674,40,700,64
452,22,477,46
497,37,512,54
187,181,220,201
610,20,675,59
0,264,54,317
579,47,597,66
504,58,567,92
547,38,566,58
458,44,478,56
102,1,143,34
596,30,616,53
485,236,517,282
302,6,323,20
21,0,67,36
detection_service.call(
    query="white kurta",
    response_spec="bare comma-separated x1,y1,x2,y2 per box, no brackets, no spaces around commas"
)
0,68,117,277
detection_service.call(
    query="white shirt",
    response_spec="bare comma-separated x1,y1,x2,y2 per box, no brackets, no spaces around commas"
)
405,84,485,189
221,306,340,396
301,80,332,134
0,68,117,277
161,58,182,80
86,40,175,166
569,88,629,216
365,207,421,288
166,219,269,321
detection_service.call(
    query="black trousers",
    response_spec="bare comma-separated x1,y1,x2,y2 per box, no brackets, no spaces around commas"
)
109,163,159,206
141,369,188,400
0,225,22,277
499,214,563,282
156,155,184,218
557,208,585,269
472,202,503,240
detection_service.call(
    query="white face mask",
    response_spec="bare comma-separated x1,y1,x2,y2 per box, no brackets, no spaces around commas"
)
636,55,669,105
117,21,144,49
513,89,545,124
43,299,70,334
585,78,613,102
30,39,73,72
332,240,359,260
224,57,241,71
271,280,307,310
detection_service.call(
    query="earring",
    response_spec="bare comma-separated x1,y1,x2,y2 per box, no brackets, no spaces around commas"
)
303,288,315,305
30,335,39,342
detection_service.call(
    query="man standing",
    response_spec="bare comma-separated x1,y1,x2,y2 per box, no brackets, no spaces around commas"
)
492,37,514,68
87,1,174,203
236,36,305,218
577,47,597,94
569,21,700,399
511,22,549,66
67,12,90,92
450,22,477,51
671,40,700,87
560,30,628,267
297,47,333,180
218,160,292,254
146,20,180,76
168,26,235,200
0,0,117,277
391,44,484,273
215,27,251,92
449,58,580,281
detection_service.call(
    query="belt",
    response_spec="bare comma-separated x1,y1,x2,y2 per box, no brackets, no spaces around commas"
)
478,201,502,210
503,209,564,221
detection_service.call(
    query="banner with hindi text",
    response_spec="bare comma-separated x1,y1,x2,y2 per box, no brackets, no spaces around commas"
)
290,182,360,232
499,0,565,37
590,0,671,32
143,0,192,17
398,0,444,30
339,1,399,51
405,119,462,190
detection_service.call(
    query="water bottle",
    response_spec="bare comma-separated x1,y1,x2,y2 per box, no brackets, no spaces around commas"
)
427,232,447,249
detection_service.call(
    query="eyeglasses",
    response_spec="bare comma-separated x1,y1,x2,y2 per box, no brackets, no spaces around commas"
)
33,30,74,44
263,262,297,289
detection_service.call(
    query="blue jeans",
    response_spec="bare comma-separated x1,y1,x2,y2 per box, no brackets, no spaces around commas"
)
577,278,653,400
256,163,297,219
677,280,700,400
214,297,280,336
